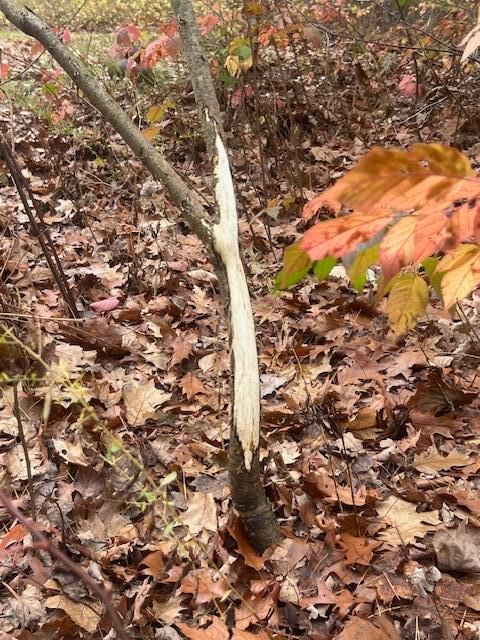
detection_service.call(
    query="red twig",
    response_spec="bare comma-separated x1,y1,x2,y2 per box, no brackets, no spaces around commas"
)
0,487,130,640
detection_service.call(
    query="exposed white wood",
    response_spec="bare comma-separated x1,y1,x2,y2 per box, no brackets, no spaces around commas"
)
210,116,259,471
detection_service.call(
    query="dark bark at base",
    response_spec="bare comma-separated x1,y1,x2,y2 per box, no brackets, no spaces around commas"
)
228,433,283,553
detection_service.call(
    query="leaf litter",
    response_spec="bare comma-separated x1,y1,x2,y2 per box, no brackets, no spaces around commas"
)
0,6,480,640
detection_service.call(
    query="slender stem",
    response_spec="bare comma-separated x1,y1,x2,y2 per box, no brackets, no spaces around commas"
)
12,383,36,522
0,487,130,640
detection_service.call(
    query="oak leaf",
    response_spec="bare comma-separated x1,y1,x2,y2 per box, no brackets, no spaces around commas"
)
414,445,471,473
377,495,440,544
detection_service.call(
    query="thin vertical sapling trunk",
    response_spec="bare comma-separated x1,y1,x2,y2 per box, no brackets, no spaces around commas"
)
0,0,282,552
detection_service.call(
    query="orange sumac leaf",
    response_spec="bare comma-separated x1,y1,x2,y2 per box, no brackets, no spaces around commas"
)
319,144,474,212
301,210,393,261
302,144,480,275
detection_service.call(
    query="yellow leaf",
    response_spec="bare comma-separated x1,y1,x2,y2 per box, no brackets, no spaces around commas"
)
228,37,250,55
438,244,480,308
224,55,240,77
146,99,176,123
141,125,163,141
387,272,429,334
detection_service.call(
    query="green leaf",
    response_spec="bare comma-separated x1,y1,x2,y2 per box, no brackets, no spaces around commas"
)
422,257,444,297
276,243,312,290
346,244,379,291
313,256,337,282
237,44,252,60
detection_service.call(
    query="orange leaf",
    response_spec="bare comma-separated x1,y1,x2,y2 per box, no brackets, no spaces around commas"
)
0,523,27,552
302,144,480,266
339,532,381,566
227,516,265,570
380,216,416,280
180,372,207,400
301,210,393,261
177,616,229,640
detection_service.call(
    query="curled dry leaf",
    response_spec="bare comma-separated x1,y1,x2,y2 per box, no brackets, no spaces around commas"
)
433,522,480,573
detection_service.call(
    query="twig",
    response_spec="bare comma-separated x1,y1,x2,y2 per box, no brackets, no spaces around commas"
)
12,382,36,522
0,132,80,318
0,487,131,640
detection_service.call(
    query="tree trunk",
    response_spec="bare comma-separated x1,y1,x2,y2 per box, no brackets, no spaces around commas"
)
0,0,282,552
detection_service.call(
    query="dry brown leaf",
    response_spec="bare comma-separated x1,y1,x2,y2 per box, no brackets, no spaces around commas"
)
377,495,440,544
180,372,207,400
339,533,382,566
122,378,171,426
183,492,217,535
170,336,193,367
227,516,265,570
53,436,89,466
152,598,187,624
414,445,472,473
176,616,229,640
304,470,368,506
464,593,480,612
6,585,45,630
45,595,102,633
335,616,400,639
433,522,480,573
180,568,229,604
232,629,271,639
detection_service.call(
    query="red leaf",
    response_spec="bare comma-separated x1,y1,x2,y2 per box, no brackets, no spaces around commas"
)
398,73,417,97
91,297,120,313
198,13,220,36
61,28,72,44
0,62,9,80
143,36,181,66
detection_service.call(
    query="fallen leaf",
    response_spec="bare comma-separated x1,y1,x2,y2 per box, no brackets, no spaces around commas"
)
183,492,217,535
53,437,89,466
433,522,480,573
232,629,271,639
176,616,229,640
91,297,120,312
180,568,229,605
152,599,187,624
45,595,102,633
339,533,381,566
227,516,265,570
377,495,440,544
335,615,400,639
304,470,368,506
180,372,207,400
122,378,171,426
414,445,472,472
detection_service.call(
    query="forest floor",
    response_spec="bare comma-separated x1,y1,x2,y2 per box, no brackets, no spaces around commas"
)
1,4,480,640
